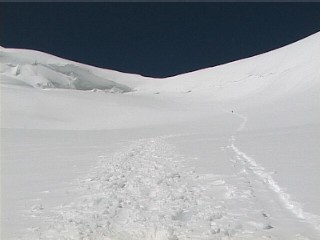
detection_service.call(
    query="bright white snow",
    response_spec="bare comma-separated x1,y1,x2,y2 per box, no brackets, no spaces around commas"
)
1,32,320,239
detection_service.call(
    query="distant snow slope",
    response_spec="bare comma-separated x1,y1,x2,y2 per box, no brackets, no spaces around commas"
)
1,32,319,129
1,32,319,240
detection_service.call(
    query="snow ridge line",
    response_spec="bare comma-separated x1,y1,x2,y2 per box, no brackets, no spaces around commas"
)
230,114,320,233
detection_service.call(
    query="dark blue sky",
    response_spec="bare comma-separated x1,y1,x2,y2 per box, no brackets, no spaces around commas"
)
1,3,320,78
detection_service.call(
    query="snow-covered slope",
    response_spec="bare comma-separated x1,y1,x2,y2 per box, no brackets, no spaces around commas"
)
1,32,319,130
1,32,320,240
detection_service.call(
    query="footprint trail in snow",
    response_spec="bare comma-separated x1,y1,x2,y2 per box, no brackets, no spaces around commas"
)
22,134,319,240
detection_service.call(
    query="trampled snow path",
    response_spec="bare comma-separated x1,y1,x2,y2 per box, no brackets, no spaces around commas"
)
19,137,259,239
20,131,319,240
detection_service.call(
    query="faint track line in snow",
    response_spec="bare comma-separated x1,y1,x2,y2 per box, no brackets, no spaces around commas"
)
229,113,320,236
234,113,247,132
230,142,320,233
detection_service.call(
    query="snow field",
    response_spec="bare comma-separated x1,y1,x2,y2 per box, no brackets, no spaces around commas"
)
1,32,320,240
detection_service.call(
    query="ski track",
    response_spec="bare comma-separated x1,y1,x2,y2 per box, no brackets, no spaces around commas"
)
19,114,320,240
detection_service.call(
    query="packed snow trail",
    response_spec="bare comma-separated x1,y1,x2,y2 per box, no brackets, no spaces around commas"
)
227,112,320,239
21,136,271,240
19,133,319,240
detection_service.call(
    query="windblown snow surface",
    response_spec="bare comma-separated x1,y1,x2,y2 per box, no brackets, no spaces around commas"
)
1,32,320,240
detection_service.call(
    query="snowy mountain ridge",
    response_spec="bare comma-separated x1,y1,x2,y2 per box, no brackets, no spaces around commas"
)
1,32,319,130
1,32,319,95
